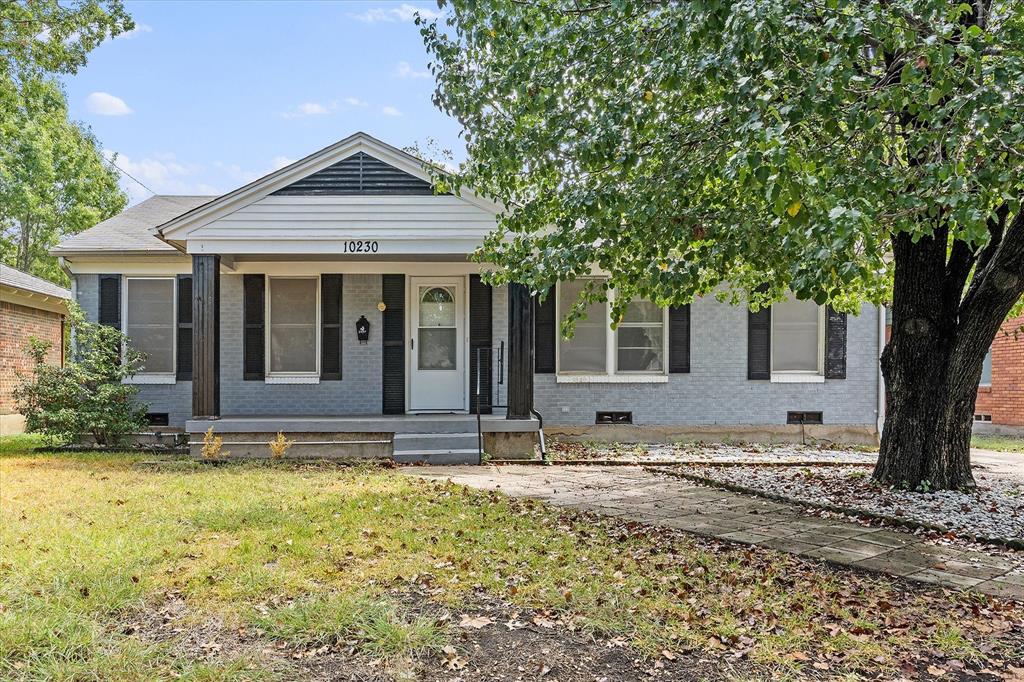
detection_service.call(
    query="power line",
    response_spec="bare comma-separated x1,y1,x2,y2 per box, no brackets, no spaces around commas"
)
103,155,157,197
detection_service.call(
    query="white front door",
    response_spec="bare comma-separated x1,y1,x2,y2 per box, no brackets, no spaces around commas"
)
409,277,466,411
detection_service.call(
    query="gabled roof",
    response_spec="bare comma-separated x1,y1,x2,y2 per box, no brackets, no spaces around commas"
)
53,195,214,255
155,132,500,242
0,264,71,299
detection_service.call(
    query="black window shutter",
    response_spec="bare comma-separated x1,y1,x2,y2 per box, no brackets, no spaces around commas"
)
243,275,265,381
825,306,847,379
98,275,121,329
668,304,691,373
469,274,493,414
534,291,556,374
176,275,193,381
381,274,405,414
321,275,343,380
748,304,771,380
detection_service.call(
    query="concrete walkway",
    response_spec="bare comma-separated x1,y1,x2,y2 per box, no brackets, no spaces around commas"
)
973,448,1024,484
405,465,1024,600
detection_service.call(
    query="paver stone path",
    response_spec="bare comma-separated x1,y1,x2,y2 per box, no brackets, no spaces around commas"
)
404,465,1024,600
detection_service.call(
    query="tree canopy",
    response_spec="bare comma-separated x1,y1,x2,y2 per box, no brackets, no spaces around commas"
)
0,0,132,282
422,0,1024,322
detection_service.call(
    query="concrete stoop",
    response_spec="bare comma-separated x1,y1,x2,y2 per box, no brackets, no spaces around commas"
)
392,432,480,465
184,415,538,463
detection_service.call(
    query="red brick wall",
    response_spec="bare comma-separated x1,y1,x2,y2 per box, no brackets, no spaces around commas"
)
0,301,64,415
975,315,1024,427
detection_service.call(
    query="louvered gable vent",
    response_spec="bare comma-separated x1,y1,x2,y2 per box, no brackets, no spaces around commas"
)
271,152,438,196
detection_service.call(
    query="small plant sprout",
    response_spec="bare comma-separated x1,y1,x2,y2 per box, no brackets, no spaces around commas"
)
201,426,228,460
268,431,294,459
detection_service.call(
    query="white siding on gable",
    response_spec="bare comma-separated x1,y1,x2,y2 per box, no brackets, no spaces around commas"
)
191,195,498,241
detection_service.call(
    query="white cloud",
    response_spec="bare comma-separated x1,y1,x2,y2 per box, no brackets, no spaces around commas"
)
394,60,430,79
271,155,296,170
351,3,440,23
103,150,199,203
281,101,332,119
343,96,368,107
86,91,133,116
104,150,306,205
116,23,153,39
381,105,402,117
213,161,263,185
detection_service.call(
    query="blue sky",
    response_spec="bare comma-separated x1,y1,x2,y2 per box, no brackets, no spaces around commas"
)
62,1,464,204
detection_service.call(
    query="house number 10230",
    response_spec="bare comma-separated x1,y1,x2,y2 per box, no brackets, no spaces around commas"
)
342,240,379,254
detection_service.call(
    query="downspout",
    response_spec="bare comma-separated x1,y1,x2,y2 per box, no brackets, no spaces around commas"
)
876,305,886,444
60,257,75,361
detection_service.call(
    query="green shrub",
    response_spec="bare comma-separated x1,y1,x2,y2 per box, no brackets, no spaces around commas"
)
13,307,148,446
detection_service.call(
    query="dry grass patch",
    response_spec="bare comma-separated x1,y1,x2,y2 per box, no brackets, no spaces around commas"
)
1,440,1021,680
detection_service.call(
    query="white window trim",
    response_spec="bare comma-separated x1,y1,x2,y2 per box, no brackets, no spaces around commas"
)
555,281,669,380
556,374,668,384
770,300,825,383
265,274,321,381
264,375,321,385
122,275,177,384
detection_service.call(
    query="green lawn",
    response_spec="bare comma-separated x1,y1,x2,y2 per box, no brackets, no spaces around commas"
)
972,433,1024,453
1,436,1021,680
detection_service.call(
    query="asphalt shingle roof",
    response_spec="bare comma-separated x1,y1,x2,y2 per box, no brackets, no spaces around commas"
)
53,195,215,254
0,264,71,299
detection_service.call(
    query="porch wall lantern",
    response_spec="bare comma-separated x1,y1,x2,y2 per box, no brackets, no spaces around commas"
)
356,315,370,344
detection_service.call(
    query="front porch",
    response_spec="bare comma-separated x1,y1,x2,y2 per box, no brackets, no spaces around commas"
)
186,413,540,463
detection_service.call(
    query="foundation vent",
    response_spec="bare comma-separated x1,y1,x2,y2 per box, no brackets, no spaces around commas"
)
786,411,823,425
145,412,170,427
596,411,632,425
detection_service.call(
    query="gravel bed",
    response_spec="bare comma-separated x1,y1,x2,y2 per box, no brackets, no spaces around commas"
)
550,440,877,464
668,463,1024,548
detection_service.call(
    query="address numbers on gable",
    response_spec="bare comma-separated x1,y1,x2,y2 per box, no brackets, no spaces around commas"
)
342,240,379,254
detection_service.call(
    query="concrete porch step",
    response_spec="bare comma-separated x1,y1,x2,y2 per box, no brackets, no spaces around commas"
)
392,432,479,452
392,432,480,464
393,449,480,465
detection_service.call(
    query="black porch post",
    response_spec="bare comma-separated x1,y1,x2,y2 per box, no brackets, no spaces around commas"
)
192,255,221,418
507,283,534,419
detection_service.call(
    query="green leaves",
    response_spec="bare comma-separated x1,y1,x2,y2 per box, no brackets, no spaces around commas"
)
0,1,129,280
422,0,1024,313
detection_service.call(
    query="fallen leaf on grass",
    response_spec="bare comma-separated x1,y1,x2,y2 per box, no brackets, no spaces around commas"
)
459,614,493,629
532,615,558,628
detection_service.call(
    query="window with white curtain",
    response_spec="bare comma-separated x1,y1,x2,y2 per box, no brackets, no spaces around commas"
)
557,280,666,375
617,299,664,372
268,277,318,375
771,297,823,374
124,277,175,374
558,279,608,373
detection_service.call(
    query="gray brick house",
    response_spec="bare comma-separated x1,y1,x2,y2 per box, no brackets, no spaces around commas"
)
53,133,884,460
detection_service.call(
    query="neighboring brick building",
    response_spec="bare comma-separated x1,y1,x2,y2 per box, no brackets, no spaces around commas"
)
1,264,71,434
975,315,1024,433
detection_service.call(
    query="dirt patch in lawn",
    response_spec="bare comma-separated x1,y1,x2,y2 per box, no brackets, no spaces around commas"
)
124,583,1024,682
125,589,756,681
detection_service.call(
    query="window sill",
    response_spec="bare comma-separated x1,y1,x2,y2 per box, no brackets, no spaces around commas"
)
123,375,176,385
556,374,668,384
770,373,825,384
265,375,320,385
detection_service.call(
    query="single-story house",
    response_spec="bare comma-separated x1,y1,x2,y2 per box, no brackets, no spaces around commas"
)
1,264,71,434
53,132,885,460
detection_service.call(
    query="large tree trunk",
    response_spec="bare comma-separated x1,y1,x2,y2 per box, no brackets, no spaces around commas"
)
875,212,1024,491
